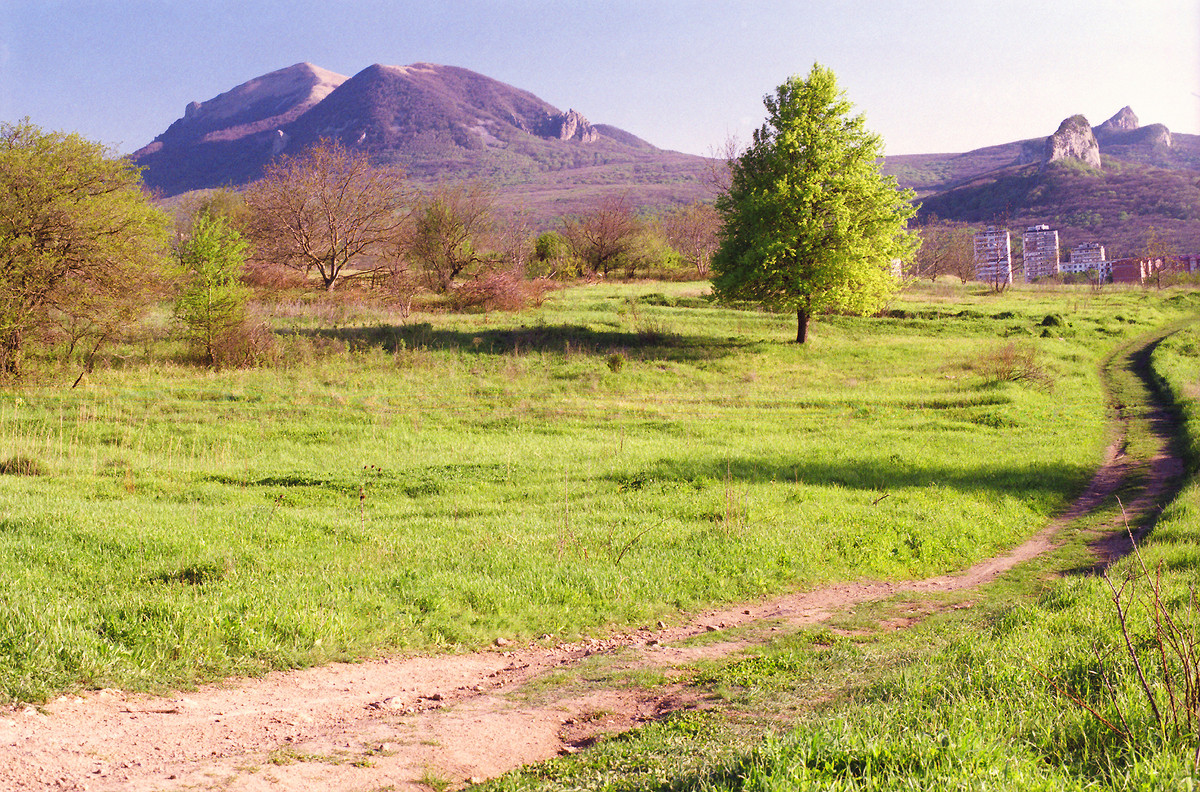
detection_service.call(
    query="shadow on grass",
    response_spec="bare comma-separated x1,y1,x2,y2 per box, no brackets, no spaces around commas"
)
631,453,1087,505
283,322,754,362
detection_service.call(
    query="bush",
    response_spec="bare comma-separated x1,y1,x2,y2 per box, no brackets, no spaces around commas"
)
974,342,1055,390
0,456,44,476
450,270,552,312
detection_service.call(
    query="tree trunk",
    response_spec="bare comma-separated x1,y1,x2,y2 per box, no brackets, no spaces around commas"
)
0,328,22,378
796,308,809,344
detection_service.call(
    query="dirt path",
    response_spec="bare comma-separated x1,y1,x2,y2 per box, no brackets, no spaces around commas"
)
1,336,1187,792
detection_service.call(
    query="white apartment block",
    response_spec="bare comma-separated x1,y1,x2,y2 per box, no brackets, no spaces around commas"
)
1062,242,1109,278
1022,224,1060,282
974,226,1012,285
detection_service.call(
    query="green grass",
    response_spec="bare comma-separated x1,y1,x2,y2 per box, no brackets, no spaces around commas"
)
480,292,1200,792
0,280,1195,705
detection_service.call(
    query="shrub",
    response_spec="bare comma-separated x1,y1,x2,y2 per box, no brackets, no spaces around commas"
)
0,456,44,476
450,270,551,312
974,341,1055,390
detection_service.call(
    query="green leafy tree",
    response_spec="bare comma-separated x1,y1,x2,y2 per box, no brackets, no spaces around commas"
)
711,65,917,343
0,120,169,377
174,211,252,366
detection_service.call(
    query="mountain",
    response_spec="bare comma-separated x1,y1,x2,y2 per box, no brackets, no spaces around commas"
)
884,107,1200,198
132,63,349,196
132,62,713,219
892,108,1200,257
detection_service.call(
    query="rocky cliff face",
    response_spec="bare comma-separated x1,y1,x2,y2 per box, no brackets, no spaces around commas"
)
1043,114,1102,170
540,109,599,143
1095,106,1139,138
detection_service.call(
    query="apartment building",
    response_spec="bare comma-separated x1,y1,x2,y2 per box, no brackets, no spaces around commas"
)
1060,242,1109,279
973,226,1012,285
1022,224,1060,282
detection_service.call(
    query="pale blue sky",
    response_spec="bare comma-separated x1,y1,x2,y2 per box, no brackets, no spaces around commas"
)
1,1,1197,157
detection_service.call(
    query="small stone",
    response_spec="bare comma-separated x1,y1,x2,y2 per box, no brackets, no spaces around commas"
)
656,620,666,630
494,637,511,647
706,625,718,632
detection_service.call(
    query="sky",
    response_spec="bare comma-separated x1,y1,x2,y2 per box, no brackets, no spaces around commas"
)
1,0,1197,158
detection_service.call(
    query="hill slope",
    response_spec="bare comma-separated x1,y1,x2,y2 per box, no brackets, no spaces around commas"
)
896,107,1200,257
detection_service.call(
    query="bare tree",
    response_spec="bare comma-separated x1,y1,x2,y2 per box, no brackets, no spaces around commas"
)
1143,225,1176,290
244,139,410,292
664,201,721,278
561,195,641,277
915,219,976,283
405,181,496,293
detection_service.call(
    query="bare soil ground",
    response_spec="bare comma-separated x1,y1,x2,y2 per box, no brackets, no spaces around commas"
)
1,357,1184,792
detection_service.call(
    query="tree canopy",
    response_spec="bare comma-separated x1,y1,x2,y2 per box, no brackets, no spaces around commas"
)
0,120,169,377
711,64,917,342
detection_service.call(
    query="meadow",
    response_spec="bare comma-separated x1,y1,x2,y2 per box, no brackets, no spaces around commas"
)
485,293,1200,791
1,279,1196,715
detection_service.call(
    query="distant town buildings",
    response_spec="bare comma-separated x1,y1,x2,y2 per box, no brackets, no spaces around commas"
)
1108,254,1199,284
973,226,1012,285
967,224,1197,286
1063,242,1106,273
1022,225,1060,282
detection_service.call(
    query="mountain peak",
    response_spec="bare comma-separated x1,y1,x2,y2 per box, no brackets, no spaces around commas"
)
131,61,663,196
1096,106,1139,135
143,62,348,151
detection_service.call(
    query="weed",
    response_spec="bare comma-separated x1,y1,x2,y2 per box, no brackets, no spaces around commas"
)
974,341,1056,390
0,455,43,475
419,768,453,792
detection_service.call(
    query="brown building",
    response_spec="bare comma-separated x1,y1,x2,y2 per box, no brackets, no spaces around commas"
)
1109,257,1163,284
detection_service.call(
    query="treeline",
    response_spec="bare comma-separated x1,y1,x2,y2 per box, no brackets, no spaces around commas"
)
0,123,720,379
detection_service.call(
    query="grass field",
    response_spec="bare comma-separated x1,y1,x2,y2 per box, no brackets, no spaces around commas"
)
483,295,1200,791
1,280,1196,713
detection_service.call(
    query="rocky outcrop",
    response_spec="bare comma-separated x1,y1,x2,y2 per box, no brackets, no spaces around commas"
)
539,109,599,143
1095,106,1139,137
1043,114,1102,170
1140,123,1173,149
